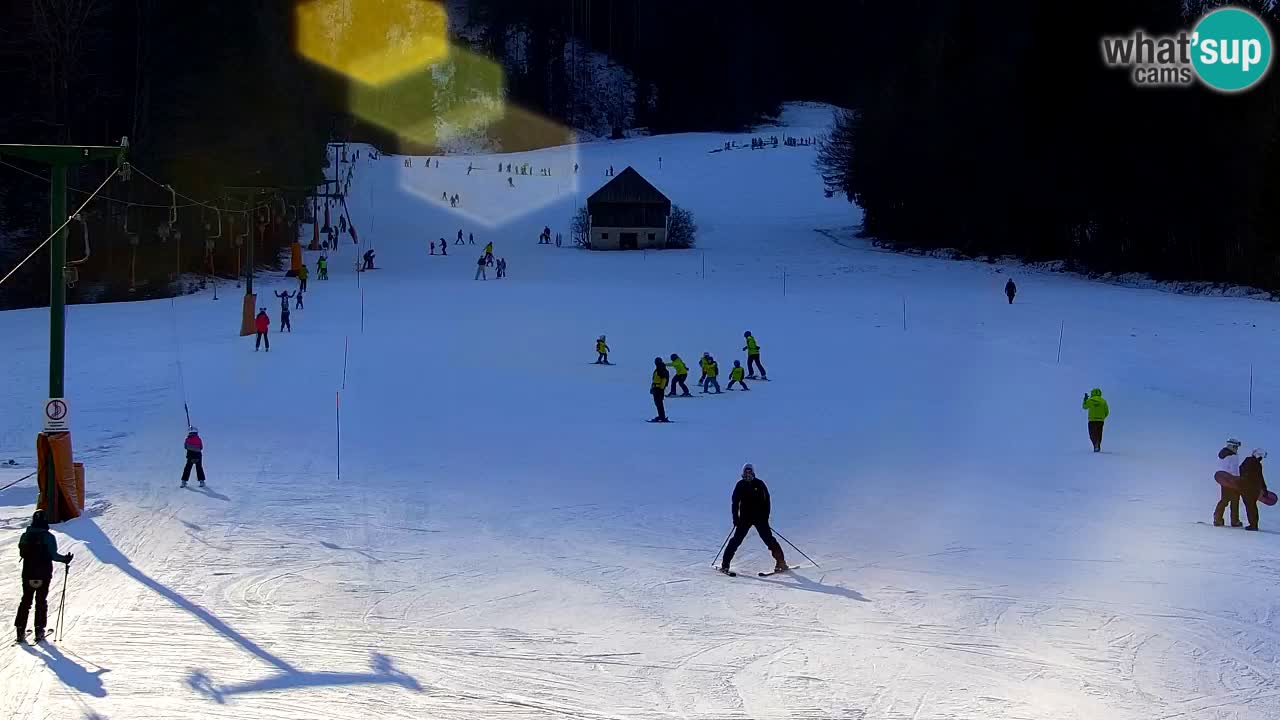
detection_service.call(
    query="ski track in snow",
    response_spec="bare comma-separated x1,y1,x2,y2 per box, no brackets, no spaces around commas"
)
3,103,1280,717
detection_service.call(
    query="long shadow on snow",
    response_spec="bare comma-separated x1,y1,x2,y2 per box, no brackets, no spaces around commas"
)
22,643,110,697
61,516,423,703
183,484,231,502
750,570,870,602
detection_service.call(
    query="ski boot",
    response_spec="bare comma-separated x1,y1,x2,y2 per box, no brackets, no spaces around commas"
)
15,628,25,644
1246,526,1260,531
1232,522,1244,528
181,480,188,488
33,628,46,643
198,480,206,488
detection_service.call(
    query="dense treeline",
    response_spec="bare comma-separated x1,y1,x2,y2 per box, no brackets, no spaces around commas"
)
821,1,1280,289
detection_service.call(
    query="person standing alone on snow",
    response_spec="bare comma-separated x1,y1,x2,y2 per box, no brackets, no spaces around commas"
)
595,336,610,364
182,427,206,488
1082,388,1109,452
474,254,487,280
743,332,766,380
275,290,293,332
1005,278,1017,304
666,353,690,397
650,358,670,422
720,464,787,575
15,511,72,643
1214,437,1243,527
1240,449,1269,531
254,308,271,352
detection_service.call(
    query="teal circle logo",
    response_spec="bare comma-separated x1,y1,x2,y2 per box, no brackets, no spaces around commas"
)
1192,7,1273,92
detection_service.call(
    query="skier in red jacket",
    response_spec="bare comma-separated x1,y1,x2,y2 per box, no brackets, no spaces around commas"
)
254,308,270,352
182,427,205,488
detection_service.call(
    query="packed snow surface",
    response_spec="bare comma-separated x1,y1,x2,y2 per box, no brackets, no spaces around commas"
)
3,103,1280,719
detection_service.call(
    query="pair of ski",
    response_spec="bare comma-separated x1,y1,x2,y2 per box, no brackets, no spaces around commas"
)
181,482,206,489
716,564,803,578
14,629,54,646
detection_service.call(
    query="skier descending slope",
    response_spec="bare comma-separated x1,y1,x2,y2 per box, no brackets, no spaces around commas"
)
1082,388,1109,452
720,464,786,575
15,511,72,644
595,336,610,365
743,331,767,380
649,358,670,423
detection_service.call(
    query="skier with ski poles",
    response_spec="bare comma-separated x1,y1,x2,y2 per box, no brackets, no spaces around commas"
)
15,511,72,643
719,464,786,575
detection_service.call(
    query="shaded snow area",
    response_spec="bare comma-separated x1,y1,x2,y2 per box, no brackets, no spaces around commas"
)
5,105,1280,719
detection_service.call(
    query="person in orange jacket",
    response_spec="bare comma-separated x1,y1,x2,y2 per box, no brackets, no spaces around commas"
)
254,308,271,352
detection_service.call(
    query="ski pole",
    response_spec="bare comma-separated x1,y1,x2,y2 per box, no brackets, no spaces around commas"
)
57,562,69,642
711,529,733,567
772,528,820,568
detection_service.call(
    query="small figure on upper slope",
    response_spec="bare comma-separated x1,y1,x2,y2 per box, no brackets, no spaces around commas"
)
1005,278,1017,304
721,464,786,575
438,239,447,256
1214,437,1244,527
1240,449,1269,531
182,426,206,488
727,360,749,391
595,336,610,364
15,511,72,644
363,249,376,271
666,354,691,397
508,177,515,188
1082,388,1109,452
743,331,766,380
429,241,436,256
650,358,670,422
254,308,271,352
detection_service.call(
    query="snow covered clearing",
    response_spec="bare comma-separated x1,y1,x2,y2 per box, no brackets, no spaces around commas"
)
3,103,1280,719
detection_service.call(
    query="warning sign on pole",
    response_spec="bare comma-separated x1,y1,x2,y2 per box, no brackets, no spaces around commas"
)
43,398,69,433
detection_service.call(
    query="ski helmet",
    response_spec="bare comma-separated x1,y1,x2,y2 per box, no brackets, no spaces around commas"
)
670,353,679,360
188,426,198,434
1253,448,1268,459
742,463,755,476
1227,437,1242,449
744,331,752,337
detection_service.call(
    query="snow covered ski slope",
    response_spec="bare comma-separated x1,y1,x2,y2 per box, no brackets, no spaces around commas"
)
5,104,1280,719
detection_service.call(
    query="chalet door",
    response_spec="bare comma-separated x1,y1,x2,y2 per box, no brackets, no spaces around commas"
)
620,232,638,250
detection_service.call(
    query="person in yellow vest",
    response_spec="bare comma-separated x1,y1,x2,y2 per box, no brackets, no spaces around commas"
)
727,360,750,391
666,353,691,397
595,336,610,364
743,331,766,380
649,358,670,422
698,352,712,391
297,264,309,292
703,354,722,394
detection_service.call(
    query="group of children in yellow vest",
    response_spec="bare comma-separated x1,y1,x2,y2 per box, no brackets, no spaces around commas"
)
595,332,768,423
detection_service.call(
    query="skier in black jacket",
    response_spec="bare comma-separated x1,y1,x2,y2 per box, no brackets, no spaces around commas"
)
1004,278,1017,304
15,511,72,643
1240,449,1269,531
720,464,787,574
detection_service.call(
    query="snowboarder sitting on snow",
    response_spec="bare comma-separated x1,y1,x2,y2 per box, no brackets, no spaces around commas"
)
743,331,766,380
15,511,72,644
1082,388,1109,452
595,336,610,364
363,249,376,270
1005,278,1017,304
650,358,670,423
254,308,270,352
721,464,787,575
666,353,691,397
182,426,206,488
275,291,293,332
1215,437,1244,527
728,360,750,391
1240,449,1269,531
703,355,722,394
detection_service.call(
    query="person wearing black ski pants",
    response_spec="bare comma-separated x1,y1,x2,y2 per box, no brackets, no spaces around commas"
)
651,358,670,422
721,464,786,573
15,511,71,643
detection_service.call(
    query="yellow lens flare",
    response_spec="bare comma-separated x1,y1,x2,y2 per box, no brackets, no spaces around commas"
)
295,0,448,87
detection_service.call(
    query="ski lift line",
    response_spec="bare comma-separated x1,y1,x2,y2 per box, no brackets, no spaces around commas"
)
0,158,270,214
0,166,120,289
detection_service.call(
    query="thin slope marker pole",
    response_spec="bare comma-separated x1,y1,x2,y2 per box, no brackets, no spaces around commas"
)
336,391,341,480
1057,321,1064,364
1250,363,1254,415
360,288,365,334
342,335,349,390
902,297,907,331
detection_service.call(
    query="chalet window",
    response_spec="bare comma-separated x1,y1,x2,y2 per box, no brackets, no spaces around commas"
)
647,233,656,241
600,232,609,240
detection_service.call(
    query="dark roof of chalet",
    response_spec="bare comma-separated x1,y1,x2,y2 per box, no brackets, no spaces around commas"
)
587,167,670,206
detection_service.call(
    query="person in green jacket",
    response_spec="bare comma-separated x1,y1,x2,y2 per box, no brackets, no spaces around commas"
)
297,264,309,292
666,354,691,397
703,355,722,394
743,331,767,380
727,360,750,391
1083,388,1109,452
698,352,712,389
